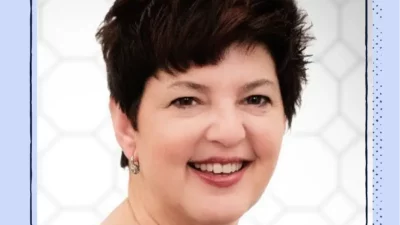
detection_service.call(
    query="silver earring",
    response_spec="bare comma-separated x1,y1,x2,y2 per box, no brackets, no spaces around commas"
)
129,156,140,174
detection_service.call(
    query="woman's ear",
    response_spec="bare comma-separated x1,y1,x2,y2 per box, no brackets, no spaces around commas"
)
109,97,136,159
284,118,289,134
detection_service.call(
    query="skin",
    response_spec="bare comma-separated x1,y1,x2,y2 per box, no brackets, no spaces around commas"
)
103,44,287,225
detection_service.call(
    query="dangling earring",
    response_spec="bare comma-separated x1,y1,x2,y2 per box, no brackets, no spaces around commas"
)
129,155,140,174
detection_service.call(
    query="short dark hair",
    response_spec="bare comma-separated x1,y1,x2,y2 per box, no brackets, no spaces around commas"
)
96,0,314,168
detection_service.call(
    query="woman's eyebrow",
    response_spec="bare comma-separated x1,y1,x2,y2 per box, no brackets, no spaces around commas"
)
168,81,210,93
240,78,275,92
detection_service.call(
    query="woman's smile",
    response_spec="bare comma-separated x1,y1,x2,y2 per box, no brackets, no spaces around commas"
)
188,160,252,188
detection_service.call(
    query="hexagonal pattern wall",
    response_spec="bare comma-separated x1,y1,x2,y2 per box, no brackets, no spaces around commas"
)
37,0,373,224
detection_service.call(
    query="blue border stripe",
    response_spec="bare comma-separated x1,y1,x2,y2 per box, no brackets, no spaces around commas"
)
376,0,400,224
0,0,36,225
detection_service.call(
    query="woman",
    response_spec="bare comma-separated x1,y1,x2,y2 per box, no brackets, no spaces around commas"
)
96,0,312,224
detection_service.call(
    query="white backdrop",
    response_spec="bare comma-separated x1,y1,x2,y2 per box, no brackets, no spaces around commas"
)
37,0,374,224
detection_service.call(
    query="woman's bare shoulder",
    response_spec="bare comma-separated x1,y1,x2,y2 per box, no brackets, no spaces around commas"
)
101,199,136,225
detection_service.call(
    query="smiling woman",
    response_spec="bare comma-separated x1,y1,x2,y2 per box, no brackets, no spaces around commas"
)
95,0,313,225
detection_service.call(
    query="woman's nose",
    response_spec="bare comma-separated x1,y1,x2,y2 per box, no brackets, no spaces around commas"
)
205,107,246,148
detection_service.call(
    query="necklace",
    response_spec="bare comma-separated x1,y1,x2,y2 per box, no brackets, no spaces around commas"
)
127,199,141,225
126,198,162,225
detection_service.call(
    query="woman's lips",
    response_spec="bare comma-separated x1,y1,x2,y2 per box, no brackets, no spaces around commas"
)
188,162,249,188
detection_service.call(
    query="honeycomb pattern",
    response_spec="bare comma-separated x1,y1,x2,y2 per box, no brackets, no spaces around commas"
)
37,0,373,224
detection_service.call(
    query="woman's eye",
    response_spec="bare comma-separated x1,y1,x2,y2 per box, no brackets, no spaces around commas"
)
170,97,199,108
244,95,270,106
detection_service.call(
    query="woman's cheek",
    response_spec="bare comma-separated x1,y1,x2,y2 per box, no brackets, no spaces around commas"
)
247,119,285,157
143,124,201,165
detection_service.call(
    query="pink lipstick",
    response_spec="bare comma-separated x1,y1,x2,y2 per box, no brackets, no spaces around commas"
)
188,157,250,188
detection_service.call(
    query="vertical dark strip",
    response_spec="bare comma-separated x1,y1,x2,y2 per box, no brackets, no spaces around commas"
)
364,0,369,224
29,0,33,223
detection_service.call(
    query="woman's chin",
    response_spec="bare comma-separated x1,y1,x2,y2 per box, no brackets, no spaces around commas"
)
192,212,242,225
186,201,250,225
181,180,257,224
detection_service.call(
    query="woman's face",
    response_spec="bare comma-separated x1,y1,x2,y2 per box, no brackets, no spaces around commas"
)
128,45,285,224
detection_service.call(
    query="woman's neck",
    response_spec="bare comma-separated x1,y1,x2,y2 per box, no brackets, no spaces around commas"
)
127,175,239,225
127,175,184,225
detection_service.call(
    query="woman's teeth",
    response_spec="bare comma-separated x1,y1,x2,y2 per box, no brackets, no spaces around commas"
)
193,162,243,174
